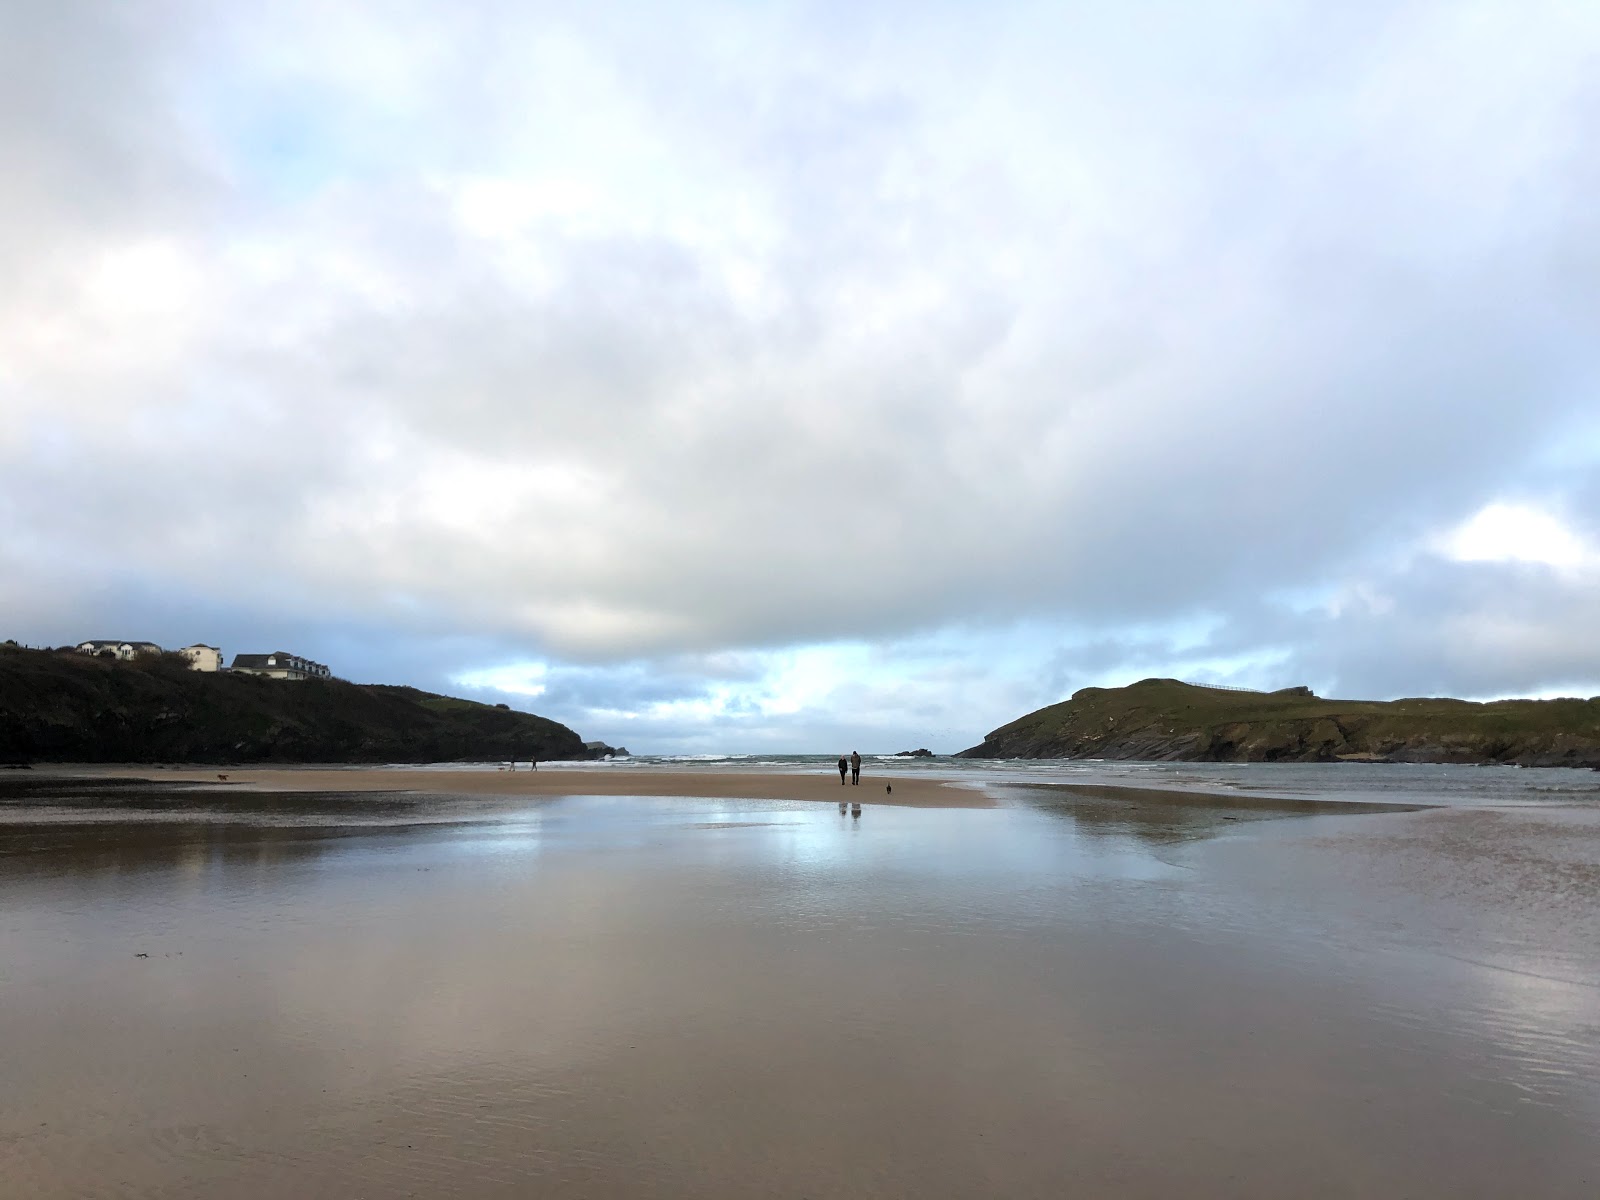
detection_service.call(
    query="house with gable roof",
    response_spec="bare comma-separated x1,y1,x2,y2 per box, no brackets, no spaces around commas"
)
229,651,331,680
177,644,224,672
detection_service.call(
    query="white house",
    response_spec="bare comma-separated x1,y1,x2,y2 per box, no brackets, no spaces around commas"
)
178,644,223,672
76,640,163,660
229,651,332,680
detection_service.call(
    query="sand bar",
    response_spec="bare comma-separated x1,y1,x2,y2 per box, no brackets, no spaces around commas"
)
35,764,993,808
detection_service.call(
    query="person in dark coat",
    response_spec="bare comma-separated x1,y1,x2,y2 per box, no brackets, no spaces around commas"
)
837,754,849,785
850,750,861,785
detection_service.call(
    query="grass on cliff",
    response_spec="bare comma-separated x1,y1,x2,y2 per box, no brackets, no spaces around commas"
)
985,677,1600,743
0,644,584,763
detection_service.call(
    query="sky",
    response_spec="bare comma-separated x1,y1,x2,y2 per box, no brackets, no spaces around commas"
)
4,0,1599,754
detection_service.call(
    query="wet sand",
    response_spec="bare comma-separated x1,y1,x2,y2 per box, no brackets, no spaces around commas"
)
35,764,989,807
3,778,1598,1197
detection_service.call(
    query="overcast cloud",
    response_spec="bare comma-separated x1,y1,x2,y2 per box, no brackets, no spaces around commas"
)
4,0,1599,752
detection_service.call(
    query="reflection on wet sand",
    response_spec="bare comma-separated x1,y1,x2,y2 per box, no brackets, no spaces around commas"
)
3,779,1598,1198
1010,781,1426,844
0,817,398,880
0,778,476,883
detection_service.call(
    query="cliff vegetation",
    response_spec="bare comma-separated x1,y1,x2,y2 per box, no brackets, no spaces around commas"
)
958,678,1600,767
0,644,587,764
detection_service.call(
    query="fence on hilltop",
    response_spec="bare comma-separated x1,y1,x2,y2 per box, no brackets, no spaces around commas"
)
1181,681,1314,697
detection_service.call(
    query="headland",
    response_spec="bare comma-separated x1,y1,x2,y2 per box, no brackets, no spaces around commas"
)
0,644,585,764
961,677,1600,766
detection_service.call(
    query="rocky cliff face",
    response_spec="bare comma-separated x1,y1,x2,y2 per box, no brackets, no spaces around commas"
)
0,646,589,764
958,678,1600,767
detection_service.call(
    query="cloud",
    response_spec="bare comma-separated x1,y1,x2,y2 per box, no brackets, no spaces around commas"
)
1435,503,1596,570
3,1,1600,749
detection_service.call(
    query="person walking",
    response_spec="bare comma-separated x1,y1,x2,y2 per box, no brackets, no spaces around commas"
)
850,750,861,785
837,753,849,785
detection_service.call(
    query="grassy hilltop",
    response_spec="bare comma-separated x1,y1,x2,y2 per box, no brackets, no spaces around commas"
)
0,644,586,764
958,678,1600,767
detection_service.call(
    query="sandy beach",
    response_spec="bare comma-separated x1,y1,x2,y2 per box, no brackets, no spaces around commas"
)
37,763,992,807
4,769,1598,1198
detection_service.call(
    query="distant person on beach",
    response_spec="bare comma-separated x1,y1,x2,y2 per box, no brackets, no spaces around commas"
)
837,754,848,785
850,750,861,785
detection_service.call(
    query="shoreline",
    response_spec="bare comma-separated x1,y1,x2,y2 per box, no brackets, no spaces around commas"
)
25,764,994,809
19,764,1468,813
1006,779,1435,813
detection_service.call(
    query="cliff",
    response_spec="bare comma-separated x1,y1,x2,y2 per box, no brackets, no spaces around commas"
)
958,678,1600,767
0,645,588,764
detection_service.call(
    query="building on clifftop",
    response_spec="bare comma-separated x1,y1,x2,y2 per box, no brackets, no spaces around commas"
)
228,651,331,680
178,644,223,672
76,640,163,660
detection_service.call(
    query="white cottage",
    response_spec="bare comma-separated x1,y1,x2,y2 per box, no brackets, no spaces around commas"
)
178,644,224,672
76,640,163,660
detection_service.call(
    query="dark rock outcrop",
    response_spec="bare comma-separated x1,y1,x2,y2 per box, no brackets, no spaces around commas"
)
894,748,935,757
958,678,1600,767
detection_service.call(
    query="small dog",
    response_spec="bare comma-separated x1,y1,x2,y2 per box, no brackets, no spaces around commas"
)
217,774,229,782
